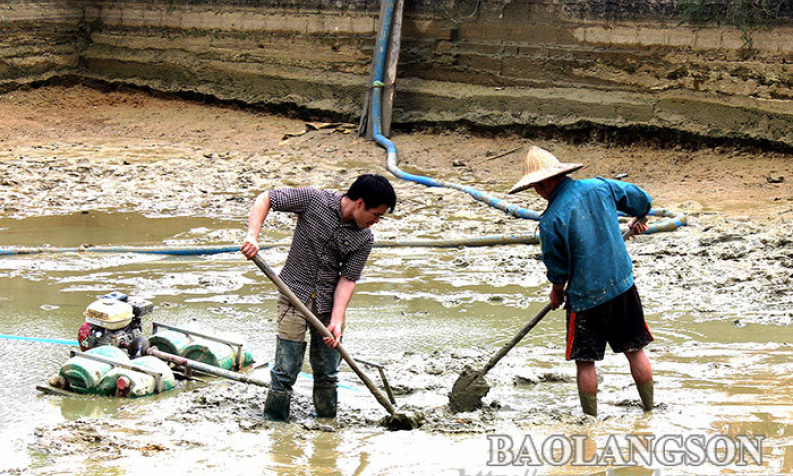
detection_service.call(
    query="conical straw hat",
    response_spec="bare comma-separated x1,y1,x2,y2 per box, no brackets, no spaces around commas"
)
507,146,583,194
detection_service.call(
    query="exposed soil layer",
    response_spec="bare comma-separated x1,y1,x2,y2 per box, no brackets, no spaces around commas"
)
3,0,793,148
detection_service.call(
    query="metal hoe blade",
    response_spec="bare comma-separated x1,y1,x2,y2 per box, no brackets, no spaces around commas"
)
448,366,491,414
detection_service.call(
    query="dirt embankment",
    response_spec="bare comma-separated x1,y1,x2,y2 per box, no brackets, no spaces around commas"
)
2,0,793,148
0,0,81,88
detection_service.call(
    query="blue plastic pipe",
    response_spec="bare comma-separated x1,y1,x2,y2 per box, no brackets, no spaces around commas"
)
0,234,545,256
0,334,79,346
369,0,542,221
367,1,686,231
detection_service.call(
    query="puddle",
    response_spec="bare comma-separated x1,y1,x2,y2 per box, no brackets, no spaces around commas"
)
0,212,233,248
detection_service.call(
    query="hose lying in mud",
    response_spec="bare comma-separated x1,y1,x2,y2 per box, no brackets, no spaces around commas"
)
366,0,687,234
0,213,684,256
0,334,81,346
629,208,688,234
0,234,542,256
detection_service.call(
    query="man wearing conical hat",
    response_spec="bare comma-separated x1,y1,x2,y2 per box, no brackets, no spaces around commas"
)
509,146,654,417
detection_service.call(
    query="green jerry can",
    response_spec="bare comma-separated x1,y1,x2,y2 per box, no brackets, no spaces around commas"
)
182,337,254,370
95,356,176,398
59,345,130,394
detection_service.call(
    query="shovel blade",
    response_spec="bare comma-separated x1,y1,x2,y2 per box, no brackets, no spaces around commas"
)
448,367,491,414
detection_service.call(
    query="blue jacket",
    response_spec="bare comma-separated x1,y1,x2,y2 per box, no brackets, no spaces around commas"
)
539,177,652,312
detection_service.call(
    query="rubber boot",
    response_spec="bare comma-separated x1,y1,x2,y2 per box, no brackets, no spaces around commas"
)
264,390,292,422
578,390,597,417
637,379,654,412
264,337,307,422
310,330,341,418
312,386,338,419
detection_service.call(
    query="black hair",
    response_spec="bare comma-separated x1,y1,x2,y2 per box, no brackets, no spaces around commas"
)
345,174,397,212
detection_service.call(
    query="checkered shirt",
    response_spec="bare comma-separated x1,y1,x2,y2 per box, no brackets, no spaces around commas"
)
269,187,374,314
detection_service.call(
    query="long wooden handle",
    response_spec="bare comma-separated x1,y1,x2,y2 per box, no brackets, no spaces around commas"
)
479,303,552,377
251,253,397,415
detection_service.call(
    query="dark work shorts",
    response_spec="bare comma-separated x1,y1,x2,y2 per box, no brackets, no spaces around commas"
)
565,284,653,362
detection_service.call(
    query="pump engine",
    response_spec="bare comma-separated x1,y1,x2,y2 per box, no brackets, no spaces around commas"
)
77,292,153,351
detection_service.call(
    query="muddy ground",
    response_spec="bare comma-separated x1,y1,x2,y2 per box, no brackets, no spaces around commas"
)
1,85,792,223
1,85,793,474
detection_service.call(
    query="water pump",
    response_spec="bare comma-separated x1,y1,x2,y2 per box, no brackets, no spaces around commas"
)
77,292,153,351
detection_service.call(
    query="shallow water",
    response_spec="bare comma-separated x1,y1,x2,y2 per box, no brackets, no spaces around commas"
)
1,212,792,475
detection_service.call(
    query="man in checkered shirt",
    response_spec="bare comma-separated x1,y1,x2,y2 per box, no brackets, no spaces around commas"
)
241,174,397,421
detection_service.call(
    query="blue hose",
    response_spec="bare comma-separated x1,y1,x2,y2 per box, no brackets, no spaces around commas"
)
0,334,79,346
0,245,241,256
369,1,542,221
0,234,545,256
368,2,685,231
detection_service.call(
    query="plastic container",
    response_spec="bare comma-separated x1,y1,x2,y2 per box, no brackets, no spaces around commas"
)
150,327,254,369
84,299,134,330
149,329,194,356
95,356,176,398
182,338,254,370
238,346,255,369
59,345,130,394
182,338,236,370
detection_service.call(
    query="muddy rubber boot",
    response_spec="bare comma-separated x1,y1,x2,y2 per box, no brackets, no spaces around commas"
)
637,379,654,412
578,390,597,417
265,337,307,422
312,386,338,418
264,390,292,422
309,329,341,418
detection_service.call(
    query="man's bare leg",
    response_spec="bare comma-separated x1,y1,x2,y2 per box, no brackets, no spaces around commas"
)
576,360,598,417
626,349,654,411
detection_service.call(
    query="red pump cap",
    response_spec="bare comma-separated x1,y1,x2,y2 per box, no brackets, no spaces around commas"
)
77,323,92,351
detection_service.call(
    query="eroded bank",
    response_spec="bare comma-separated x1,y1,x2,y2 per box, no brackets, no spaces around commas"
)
1,0,792,148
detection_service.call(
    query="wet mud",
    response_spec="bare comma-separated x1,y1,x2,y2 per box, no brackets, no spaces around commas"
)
1,87,792,474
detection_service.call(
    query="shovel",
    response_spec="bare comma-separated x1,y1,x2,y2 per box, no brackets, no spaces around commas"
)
449,303,552,413
250,253,420,430
448,216,648,413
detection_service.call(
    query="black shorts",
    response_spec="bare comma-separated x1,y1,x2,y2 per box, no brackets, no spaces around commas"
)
565,285,653,362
